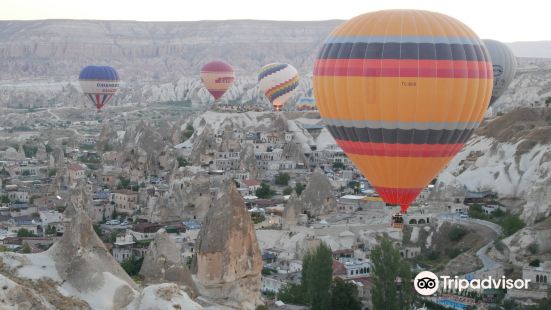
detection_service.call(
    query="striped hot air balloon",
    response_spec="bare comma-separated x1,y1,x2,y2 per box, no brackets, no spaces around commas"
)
79,65,120,111
313,10,493,214
258,63,299,111
200,61,235,101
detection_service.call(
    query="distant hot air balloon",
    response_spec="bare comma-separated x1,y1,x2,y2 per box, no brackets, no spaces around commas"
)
483,39,517,106
296,97,317,111
79,65,120,111
258,63,299,111
313,10,493,215
200,61,235,101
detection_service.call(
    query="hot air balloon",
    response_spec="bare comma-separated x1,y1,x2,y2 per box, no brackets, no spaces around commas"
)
258,63,299,111
200,61,235,101
79,65,120,111
483,39,517,106
313,10,493,215
296,97,317,111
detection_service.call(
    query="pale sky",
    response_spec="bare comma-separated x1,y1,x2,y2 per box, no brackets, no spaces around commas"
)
1,0,547,42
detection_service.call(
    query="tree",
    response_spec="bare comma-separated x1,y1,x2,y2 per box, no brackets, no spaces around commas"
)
448,225,467,241
48,168,57,177
117,176,131,189
22,144,38,158
283,187,293,195
182,124,194,141
295,182,305,196
93,224,104,238
332,161,345,170
302,242,333,309
278,283,306,304
529,259,540,267
21,242,32,254
120,257,144,276
275,172,290,186
528,243,539,255
256,182,275,199
330,278,362,310
177,157,188,168
17,228,37,238
0,195,10,204
371,237,413,310
45,225,57,236
500,214,525,236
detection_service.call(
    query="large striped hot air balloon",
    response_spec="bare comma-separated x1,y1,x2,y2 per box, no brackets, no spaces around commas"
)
200,61,235,101
313,10,493,214
258,63,299,111
79,65,120,111
483,39,517,106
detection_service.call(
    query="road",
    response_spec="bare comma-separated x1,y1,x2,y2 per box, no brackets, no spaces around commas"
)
437,213,503,271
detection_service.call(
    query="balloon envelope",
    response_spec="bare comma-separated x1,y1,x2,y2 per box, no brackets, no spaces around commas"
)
313,10,493,213
258,63,299,111
79,65,119,111
483,39,517,106
200,61,235,101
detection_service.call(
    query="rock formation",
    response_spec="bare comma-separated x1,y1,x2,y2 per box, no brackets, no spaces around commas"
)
139,229,198,298
282,192,301,230
300,169,337,217
194,182,262,309
48,200,140,308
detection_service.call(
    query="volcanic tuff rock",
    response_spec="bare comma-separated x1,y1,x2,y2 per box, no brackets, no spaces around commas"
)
195,182,262,310
50,201,140,306
139,229,198,298
300,168,337,217
436,107,551,223
282,191,301,230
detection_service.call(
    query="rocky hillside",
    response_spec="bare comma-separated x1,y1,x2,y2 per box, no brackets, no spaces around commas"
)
436,107,551,223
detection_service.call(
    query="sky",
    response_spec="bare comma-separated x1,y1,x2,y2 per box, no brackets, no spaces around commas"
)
1,0,547,42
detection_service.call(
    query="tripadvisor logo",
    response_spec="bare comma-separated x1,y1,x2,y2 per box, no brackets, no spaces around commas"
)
413,271,531,296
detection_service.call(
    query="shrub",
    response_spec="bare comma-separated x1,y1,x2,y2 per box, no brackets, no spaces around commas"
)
529,259,541,267
528,243,539,255
448,226,467,241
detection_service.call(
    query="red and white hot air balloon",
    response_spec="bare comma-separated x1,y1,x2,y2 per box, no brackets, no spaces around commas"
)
200,61,235,101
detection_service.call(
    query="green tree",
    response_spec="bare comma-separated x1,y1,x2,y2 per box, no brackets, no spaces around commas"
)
0,195,10,204
45,225,57,236
295,182,305,196
120,257,144,276
278,283,306,304
448,225,467,241
48,168,57,177
177,157,188,168
93,224,104,238
103,144,113,152
117,176,131,189
528,243,539,254
500,214,525,236
275,172,290,186
45,144,53,153
23,144,38,158
256,182,275,199
302,242,333,309
332,161,345,170
251,213,266,224
330,278,362,310
371,237,413,310
21,242,32,254
283,187,293,195
17,228,37,238
182,124,194,141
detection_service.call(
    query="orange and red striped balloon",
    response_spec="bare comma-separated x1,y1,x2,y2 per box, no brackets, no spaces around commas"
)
313,10,493,213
